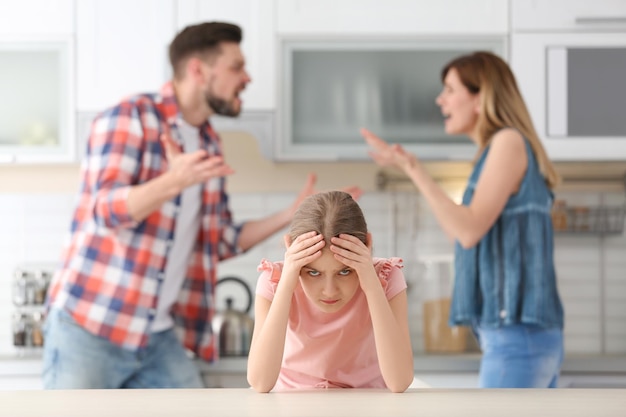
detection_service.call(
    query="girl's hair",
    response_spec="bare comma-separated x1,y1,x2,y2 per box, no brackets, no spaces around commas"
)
441,51,560,189
289,191,368,245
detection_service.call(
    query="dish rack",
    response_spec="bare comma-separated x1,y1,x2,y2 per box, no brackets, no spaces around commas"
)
552,203,626,235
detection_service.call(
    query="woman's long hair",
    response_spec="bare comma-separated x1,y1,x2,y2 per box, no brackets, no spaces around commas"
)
441,51,560,189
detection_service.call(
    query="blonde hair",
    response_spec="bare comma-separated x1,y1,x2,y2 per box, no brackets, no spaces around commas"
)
441,51,560,189
289,191,367,245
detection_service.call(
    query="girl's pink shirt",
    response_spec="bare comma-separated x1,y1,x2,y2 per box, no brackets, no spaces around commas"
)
255,257,407,391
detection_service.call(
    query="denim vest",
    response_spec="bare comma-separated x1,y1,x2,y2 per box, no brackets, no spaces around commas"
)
450,138,564,329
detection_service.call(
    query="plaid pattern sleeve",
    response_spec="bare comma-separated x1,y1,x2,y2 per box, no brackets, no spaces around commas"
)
48,82,244,360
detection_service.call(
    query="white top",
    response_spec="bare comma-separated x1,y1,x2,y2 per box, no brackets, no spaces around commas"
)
152,119,203,332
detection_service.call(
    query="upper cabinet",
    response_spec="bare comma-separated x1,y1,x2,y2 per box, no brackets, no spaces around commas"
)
0,0,75,163
75,0,176,112
510,0,626,161
176,0,276,110
512,0,626,32
0,0,74,36
276,0,508,35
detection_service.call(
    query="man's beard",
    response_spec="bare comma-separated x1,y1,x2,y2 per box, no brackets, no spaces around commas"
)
205,90,241,117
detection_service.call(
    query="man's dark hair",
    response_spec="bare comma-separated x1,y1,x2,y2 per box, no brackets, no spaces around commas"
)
169,21,242,79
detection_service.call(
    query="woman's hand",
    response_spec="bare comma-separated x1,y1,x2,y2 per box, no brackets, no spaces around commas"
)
360,128,418,174
329,234,379,293
280,232,325,292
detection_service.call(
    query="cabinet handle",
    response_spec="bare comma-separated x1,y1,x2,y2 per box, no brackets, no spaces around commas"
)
575,16,626,25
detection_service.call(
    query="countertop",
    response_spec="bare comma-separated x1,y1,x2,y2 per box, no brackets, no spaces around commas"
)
1,388,625,417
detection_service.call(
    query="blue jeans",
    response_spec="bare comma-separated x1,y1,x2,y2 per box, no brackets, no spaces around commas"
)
476,324,564,388
42,308,204,389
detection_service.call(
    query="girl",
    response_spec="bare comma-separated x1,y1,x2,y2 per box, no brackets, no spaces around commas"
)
247,191,414,393
360,51,564,388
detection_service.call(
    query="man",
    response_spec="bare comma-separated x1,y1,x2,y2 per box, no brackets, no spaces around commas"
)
43,22,341,389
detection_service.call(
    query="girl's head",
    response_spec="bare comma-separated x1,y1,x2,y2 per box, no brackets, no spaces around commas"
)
288,191,368,313
436,51,559,189
288,191,367,247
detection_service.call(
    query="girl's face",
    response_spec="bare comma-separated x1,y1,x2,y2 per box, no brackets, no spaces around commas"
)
299,249,360,313
435,67,481,139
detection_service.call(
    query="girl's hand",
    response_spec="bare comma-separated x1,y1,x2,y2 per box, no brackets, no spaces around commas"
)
280,232,325,291
329,234,379,292
360,128,418,174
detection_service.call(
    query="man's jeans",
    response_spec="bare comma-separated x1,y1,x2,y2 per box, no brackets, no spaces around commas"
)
42,307,204,389
476,324,564,388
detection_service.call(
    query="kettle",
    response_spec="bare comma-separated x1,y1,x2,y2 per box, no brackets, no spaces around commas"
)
212,276,254,357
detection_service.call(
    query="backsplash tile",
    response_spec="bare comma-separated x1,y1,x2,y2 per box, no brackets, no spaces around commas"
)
0,190,625,358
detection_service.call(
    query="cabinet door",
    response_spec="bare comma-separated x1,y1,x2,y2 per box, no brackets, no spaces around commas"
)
0,0,73,36
512,0,626,31
177,0,276,110
76,0,176,112
276,0,508,35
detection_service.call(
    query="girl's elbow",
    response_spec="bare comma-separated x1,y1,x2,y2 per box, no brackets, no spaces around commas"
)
387,379,411,393
247,376,275,393
386,372,414,393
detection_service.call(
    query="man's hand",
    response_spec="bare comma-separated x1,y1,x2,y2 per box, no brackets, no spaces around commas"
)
161,132,235,192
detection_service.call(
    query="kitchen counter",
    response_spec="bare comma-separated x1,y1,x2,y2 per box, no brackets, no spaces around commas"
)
1,388,625,417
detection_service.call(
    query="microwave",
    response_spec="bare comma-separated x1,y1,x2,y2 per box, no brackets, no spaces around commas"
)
274,36,506,161
512,33,626,161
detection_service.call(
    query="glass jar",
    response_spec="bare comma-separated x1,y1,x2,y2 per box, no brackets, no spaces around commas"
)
12,270,30,306
419,255,469,353
12,312,28,347
30,313,44,347
33,270,51,305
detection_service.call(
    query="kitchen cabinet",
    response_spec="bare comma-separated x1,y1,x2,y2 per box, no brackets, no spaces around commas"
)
510,0,626,161
176,0,276,110
75,0,176,112
0,0,74,36
276,0,508,35
511,0,626,31
0,37,75,163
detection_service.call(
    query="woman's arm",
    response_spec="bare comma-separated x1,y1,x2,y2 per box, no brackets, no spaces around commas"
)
246,232,325,393
362,128,527,248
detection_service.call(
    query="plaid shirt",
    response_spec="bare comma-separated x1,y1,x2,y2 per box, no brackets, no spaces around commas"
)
48,82,243,361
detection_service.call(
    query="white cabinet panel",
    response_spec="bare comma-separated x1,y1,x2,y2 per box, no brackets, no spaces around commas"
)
277,0,508,35
512,32,626,160
512,0,626,32
0,37,76,163
76,0,176,112
176,0,276,110
0,0,74,36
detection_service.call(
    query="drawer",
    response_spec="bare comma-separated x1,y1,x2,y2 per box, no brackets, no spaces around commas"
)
512,0,626,31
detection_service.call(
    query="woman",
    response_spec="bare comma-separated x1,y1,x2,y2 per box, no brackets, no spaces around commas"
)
360,51,564,388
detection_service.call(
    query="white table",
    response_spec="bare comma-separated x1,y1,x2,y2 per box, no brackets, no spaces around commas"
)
0,388,624,417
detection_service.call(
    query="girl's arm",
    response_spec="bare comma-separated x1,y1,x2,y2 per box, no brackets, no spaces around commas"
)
330,235,414,393
362,128,527,248
246,293,290,393
363,285,414,393
246,232,325,393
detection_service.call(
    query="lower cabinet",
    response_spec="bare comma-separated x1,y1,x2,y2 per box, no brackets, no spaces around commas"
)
202,371,249,389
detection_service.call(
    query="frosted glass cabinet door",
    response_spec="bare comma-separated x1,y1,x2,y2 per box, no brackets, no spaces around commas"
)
0,38,75,163
277,38,505,161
